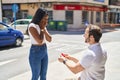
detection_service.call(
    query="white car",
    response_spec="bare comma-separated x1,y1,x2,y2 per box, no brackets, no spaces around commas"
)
9,19,31,34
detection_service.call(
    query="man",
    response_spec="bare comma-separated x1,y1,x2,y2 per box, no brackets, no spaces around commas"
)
58,24,107,80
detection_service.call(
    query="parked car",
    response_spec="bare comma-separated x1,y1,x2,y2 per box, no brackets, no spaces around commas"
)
0,22,24,47
9,19,31,34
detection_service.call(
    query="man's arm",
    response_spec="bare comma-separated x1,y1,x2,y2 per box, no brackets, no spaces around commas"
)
65,60,85,74
58,56,85,74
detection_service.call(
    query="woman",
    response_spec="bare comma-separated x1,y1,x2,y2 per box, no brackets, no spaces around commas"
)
28,8,52,80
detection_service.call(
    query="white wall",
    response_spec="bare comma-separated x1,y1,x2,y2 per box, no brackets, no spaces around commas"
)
2,0,40,3
53,10,65,20
73,11,82,28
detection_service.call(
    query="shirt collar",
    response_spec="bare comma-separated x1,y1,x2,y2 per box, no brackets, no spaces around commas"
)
88,43,100,49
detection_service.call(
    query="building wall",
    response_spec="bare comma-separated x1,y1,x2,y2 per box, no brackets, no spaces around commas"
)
53,10,65,20
86,0,108,5
2,0,110,30
73,11,82,28
20,3,39,17
2,0,108,5
2,0,40,3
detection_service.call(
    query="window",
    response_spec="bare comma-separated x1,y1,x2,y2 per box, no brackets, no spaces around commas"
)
0,24,8,30
47,11,53,21
94,0,104,2
109,0,120,5
82,11,88,24
103,12,107,23
96,12,101,22
65,11,73,24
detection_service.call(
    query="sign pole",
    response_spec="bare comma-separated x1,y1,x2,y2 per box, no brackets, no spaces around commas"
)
13,12,16,29
12,4,19,29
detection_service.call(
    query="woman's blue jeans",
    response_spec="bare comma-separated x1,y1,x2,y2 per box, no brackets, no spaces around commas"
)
29,44,48,80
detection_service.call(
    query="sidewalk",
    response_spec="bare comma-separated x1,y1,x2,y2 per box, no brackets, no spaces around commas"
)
100,23,120,29
8,41,120,80
24,35,29,40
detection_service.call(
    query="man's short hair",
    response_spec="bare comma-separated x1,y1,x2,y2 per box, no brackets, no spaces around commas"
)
87,24,102,42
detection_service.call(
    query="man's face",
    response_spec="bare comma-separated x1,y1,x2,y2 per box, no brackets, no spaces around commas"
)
84,28,89,43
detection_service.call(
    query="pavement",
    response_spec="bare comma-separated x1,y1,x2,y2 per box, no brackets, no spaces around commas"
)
8,28,120,80
8,41,120,80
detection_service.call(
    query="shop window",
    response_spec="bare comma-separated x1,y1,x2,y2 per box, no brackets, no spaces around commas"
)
82,11,88,24
117,13,120,23
3,10,13,22
21,11,28,19
103,12,107,23
65,11,73,24
109,0,119,5
47,11,53,21
96,12,101,23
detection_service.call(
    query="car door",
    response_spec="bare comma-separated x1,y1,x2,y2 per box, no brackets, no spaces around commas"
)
0,23,15,46
11,20,29,34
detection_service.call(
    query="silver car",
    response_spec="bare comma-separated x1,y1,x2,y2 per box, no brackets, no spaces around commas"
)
9,19,31,34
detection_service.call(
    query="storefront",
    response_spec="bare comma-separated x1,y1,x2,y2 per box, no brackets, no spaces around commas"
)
2,3,37,22
53,4,108,29
2,4,13,22
108,0,120,23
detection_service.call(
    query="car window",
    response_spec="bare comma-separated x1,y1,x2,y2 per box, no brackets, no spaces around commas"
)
13,21,29,25
0,24,8,30
24,21,30,24
16,21,23,25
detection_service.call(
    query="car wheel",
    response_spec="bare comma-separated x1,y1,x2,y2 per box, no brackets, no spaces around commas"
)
15,38,22,47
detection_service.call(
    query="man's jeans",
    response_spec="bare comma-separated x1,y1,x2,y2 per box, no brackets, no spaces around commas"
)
29,44,48,80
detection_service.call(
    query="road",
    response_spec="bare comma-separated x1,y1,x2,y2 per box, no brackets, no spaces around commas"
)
0,28,120,80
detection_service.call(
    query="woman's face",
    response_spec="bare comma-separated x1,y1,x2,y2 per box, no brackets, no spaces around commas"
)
40,14,49,27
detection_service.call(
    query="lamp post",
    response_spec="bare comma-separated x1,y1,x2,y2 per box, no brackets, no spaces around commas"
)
0,0,2,21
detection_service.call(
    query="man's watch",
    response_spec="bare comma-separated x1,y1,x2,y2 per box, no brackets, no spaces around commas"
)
63,60,67,64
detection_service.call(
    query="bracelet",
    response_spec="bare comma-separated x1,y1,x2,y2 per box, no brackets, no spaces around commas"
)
41,29,44,32
63,60,67,64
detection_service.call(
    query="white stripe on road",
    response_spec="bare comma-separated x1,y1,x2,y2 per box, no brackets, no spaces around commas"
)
0,59,16,66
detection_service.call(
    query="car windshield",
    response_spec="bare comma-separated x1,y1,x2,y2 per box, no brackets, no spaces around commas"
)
0,24,8,30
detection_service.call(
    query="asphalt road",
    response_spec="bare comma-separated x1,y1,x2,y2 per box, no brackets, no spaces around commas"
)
0,28,120,80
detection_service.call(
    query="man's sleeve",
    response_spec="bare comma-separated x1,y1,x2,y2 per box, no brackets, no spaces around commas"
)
80,51,95,69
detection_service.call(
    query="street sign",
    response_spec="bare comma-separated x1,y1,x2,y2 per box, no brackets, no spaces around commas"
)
12,4,19,13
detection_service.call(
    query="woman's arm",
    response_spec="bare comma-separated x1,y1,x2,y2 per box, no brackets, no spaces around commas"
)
29,27,44,45
43,28,52,42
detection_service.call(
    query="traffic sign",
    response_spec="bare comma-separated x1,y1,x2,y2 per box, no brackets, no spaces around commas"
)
12,4,19,13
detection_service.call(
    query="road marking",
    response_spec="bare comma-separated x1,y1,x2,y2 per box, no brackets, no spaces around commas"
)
0,59,16,66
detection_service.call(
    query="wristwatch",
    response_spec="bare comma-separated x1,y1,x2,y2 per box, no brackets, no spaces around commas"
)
63,60,67,64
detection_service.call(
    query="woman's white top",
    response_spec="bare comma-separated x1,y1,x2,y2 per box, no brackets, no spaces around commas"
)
28,23,46,44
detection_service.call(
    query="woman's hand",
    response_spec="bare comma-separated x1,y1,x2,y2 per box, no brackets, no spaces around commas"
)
40,20,47,29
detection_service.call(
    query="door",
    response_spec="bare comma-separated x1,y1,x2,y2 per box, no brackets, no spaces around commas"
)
0,24,15,46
